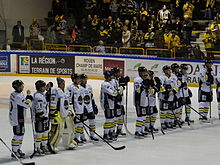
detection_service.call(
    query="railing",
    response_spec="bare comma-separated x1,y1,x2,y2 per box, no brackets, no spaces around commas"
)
68,45,92,52
203,51,220,60
12,42,28,50
29,39,44,50
146,48,173,58
119,47,144,55
93,46,118,54
45,44,68,51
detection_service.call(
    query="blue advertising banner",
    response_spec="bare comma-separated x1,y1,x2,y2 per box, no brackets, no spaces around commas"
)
0,54,10,72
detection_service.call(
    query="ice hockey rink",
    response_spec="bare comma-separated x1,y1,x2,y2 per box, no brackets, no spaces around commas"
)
1,76,220,165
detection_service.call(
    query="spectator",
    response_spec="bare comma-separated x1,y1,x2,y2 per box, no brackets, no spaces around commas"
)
95,40,106,53
182,16,192,45
119,0,127,21
139,7,149,20
126,0,137,20
191,44,205,60
47,23,56,44
131,16,139,31
56,15,67,44
154,27,165,48
91,15,99,31
70,25,80,44
2,39,11,50
124,19,131,30
106,16,114,30
183,0,195,19
12,21,24,43
168,30,180,50
144,28,155,48
109,0,119,19
29,18,41,39
157,5,171,24
97,26,109,41
138,16,148,33
164,29,172,48
202,28,217,59
122,26,131,47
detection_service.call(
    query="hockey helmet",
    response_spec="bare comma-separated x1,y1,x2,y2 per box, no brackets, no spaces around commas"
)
180,63,188,70
12,80,24,90
56,77,65,84
148,70,154,76
138,66,147,73
162,65,171,72
104,71,112,79
71,73,80,81
171,63,179,71
80,74,88,79
111,67,120,75
35,80,46,91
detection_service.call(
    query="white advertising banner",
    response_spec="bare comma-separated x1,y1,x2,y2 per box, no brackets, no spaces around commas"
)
125,58,220,85
75,56,103,77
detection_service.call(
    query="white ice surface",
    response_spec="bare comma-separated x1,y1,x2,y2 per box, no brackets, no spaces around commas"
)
0,76,220,165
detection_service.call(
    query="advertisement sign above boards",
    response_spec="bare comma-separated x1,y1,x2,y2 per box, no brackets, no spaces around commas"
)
0,54,11,72
75,56,103,77
18,54,74,75
126,58,220,84
103,59,125,76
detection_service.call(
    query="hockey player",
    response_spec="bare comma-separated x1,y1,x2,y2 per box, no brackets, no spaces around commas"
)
170,63,183,125
146,70,160,132
179,64,193,122
134,66,150,138
31,80,49,155
159,65,178,129
198,59,214,120
111,67,127,138
79,74,99,142
216,69,220,119
48,78,73,153
9,80,31,158
67,74,85,145
100,71,118,141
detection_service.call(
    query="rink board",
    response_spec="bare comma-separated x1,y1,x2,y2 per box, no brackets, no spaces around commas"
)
0,50,220,86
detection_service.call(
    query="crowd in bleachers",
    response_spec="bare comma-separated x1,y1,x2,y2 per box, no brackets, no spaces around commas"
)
2,0,220,59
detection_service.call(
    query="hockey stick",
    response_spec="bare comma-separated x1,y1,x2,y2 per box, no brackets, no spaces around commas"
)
185,104,207,120
0,138,35,165
75,116,125,150
209,85,212,119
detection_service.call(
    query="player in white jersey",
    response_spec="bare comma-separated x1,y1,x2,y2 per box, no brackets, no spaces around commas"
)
134,66,150,138
48,78,72,153
179,64,193,122
31,80,49,155
67,74,85,145
145,70,160,132
79,74,99,142
111,67,128,138
100,71,118,141
170,63,184,125
198,59,214,120
9,80,31,158
159,65,178,129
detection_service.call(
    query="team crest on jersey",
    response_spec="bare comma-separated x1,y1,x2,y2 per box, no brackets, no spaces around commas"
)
64,100,69,110
78,96,83,105
84,95,90,104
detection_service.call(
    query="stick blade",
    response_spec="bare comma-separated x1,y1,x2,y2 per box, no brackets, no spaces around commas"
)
23,162,35,165
114,145,126,150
